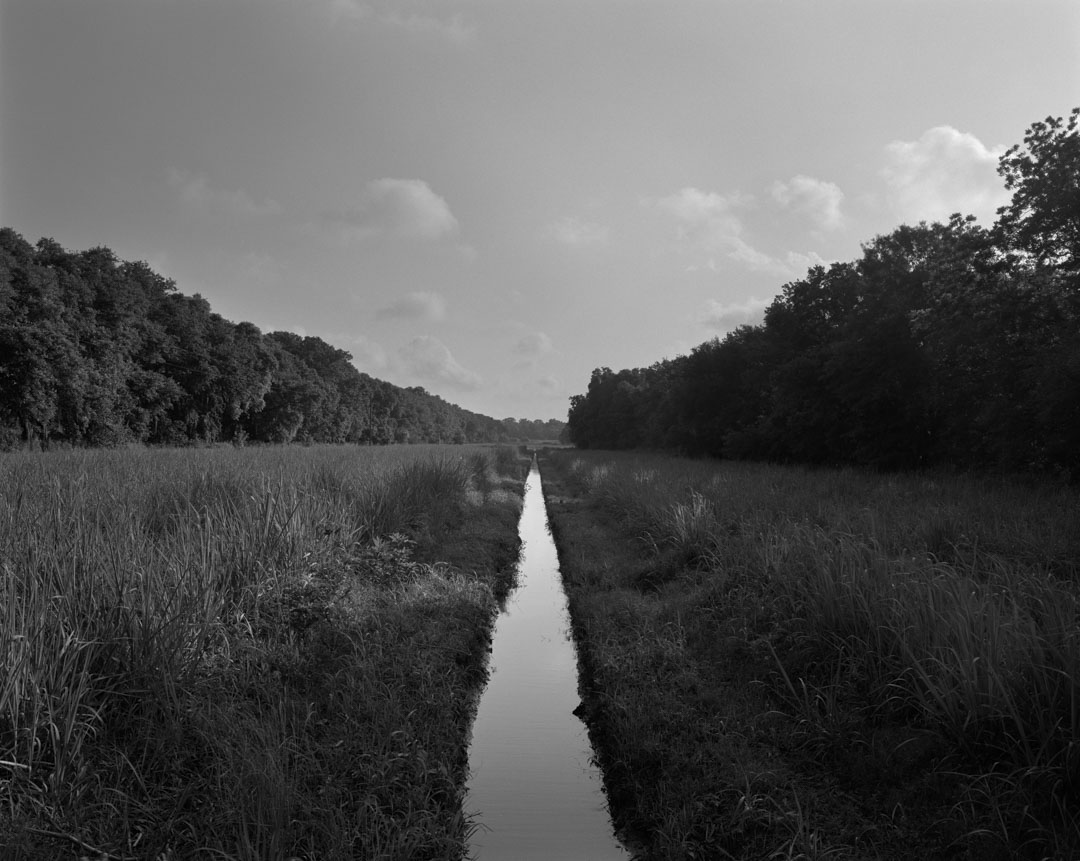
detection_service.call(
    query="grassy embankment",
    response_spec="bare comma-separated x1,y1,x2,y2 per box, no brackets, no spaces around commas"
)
540,449,1080,860
0,443,529,860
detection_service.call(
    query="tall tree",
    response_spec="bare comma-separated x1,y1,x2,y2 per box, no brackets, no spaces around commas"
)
564,109,1080,475
996,107,1080,278
2,230,548,449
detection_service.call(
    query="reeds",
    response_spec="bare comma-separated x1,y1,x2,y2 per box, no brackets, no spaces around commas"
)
0,443,527,859
549,449,1080,855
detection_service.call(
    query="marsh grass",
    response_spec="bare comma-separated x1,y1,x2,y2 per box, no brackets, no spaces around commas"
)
544,450,1080,858
0,443,528,859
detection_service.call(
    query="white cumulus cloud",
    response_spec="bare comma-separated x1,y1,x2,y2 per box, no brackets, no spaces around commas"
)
375,291,446,321
782,250,829,276
881,126,1009,225
655,187,811,278
326,178,459,241
725,239,786,274
698,297,771,333
771,175,845,231
399,335,482,390
167,168,282,217
656,187,750,249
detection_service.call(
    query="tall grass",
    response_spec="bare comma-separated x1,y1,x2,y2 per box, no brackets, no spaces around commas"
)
0,443,526,859
550,450,1080,855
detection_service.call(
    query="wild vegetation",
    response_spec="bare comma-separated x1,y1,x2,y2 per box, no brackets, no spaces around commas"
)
541,448,1080,860
0,443,529,859
0,232,563,449
566,108,1080,477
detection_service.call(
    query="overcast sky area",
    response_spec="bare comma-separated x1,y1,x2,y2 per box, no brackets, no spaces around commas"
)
2,1,1078,421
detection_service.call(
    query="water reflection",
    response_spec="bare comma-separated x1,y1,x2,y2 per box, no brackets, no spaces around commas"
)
467,465,629,861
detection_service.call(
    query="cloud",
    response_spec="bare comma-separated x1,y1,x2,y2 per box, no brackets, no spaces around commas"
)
325,178,459,241
537,375,561,395
548,215,610,247
167,168,282,217
742,249,827,280
782,250,829,276
350,336,389,371
881,126,1009,225
655,185,828,279
322,332,390,372
382,10,476,42
375,291,446,321
687,244,825,280
329,1,475,43
698,297,771,333
656,187,750,249
514,331,554,357
399,335,482,390
725,238,786,274
771,175,845,231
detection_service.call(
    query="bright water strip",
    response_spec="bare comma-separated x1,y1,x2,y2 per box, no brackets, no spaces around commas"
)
466,464,629,861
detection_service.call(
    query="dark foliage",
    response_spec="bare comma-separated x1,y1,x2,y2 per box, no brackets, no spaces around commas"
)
567,108,1080,476
499,416,567,442
0,234,564,449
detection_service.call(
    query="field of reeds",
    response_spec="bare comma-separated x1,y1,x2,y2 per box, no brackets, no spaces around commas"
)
540,449,1080,860
0,443,529,860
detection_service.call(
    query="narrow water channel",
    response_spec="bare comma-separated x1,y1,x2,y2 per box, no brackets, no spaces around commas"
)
466,463,629,861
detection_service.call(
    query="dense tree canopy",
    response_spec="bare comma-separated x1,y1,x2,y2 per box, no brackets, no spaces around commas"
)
567,109,1080,476
0,232,564,449
996,107,1080,277
500,416,566,442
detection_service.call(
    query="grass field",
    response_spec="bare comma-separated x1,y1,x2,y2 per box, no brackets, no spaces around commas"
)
540,449,1080,860
0,443,529,860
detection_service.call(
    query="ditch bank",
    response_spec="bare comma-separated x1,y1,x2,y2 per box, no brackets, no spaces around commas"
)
537,449,963,861
2,447,531,861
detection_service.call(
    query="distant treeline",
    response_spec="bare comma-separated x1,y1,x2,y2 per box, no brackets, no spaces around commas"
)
568,109,1080,475
0,229,564,449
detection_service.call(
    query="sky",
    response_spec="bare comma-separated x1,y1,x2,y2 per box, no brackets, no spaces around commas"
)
2,1,1078,422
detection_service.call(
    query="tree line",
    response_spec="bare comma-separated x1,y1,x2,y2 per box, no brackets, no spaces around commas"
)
567,109,1080,476
0,230,563,449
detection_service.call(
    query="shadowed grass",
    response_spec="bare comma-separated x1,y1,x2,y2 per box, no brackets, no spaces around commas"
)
542,448,1080,859
0,443,529,860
